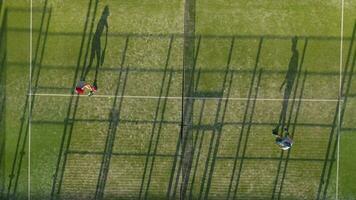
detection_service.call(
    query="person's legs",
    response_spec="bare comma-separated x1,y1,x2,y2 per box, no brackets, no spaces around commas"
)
93,41,101,88
82,40,97,80
272,128,279,136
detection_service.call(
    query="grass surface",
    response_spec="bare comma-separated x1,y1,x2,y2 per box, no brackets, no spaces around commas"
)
1,0,356,199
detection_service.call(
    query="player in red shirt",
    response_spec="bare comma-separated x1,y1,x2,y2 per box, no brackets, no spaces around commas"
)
75,80,97,96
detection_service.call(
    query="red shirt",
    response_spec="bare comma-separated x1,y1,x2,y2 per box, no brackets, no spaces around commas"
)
75,87,85,94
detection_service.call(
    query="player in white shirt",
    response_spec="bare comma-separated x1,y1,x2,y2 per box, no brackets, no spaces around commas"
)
272,127,293,150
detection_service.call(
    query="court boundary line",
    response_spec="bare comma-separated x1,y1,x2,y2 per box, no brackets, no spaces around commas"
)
29,93,342,102
337,0,345,199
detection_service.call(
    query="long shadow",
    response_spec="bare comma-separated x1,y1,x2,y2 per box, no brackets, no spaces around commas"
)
165,34,201,199
277,40,309,200
50,0,99,198
94,36,130,199
269,40,300,197
179,0,196,198
82,5,109,87
6,2,51,198
226,37,263,200
177,67,202,200
271,38,307,199
272,71,307,199
137,35,174,199
275,37,299,131
199,37,235,199
319,21,356,200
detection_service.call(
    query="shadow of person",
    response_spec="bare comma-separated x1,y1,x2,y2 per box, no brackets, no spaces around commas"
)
82,5,110,88
275,37,299,131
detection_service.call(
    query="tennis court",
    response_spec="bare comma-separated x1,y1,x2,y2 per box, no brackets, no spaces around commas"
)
1,0,356,199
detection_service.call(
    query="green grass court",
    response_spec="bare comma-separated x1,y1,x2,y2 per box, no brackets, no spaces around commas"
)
0,0,356,199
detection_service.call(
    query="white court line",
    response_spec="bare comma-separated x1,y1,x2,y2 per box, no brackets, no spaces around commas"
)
29,93,342,102
28,0,32,199
337,0,345,199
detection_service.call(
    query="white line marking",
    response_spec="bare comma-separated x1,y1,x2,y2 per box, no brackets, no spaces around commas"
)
29,93,342,102
28,0,32,199
337,0,344,199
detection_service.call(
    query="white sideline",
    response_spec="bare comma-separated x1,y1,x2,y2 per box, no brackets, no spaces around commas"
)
29,93,342,102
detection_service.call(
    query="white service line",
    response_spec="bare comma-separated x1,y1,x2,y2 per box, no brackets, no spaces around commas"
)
337,0,345,199
30,93,342,102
